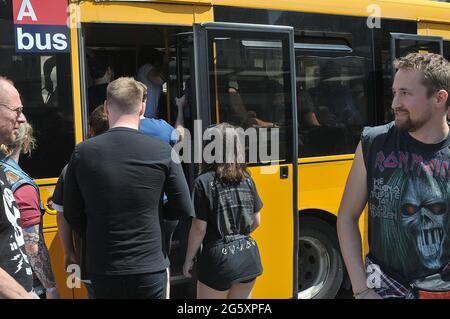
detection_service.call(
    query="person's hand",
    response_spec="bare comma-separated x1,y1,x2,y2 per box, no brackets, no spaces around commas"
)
354,288,382,299
183,259,194,278
254,118,278,128
45,287,60,299
175,95,188,110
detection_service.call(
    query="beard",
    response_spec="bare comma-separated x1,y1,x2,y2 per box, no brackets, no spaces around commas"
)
394,110,430,132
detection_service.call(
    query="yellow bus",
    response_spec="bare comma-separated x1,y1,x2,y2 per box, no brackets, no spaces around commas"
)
1,0,449,299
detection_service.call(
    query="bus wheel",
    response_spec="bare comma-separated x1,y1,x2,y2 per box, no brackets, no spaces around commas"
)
297,217,344,299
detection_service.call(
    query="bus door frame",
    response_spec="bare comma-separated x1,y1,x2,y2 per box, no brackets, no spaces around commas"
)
77,27,89,140
171,31,197,192
192,22,299,298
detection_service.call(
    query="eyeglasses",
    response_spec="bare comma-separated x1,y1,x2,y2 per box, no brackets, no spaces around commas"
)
0,103,24,116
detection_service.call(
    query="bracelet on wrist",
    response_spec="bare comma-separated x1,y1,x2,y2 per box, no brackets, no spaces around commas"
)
353,287,372,298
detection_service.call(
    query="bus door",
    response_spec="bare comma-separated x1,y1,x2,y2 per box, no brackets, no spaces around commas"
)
193,22,298,298
166,31,199,297
390,33,443,79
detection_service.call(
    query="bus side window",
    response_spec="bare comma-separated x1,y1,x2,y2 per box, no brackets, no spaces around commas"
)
23,54,75,179
0,4,75,179
296,53,371,157
210,36,294,165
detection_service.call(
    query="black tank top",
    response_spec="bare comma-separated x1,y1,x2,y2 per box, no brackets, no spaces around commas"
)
362,122,450,284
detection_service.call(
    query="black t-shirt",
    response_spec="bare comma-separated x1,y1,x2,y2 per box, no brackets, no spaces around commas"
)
193,171,263,244
52,165,66,209
63,127,194,276
53,165,90,279
0,169,33,291
362,122,450,285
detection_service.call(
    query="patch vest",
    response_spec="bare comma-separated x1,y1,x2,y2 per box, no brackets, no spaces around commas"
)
0,155,44,214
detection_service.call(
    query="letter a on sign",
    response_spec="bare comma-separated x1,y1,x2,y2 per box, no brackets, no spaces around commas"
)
13,0,69,25
17,0,37,21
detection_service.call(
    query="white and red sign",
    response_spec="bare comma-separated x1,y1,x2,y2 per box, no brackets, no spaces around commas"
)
13,0,70,53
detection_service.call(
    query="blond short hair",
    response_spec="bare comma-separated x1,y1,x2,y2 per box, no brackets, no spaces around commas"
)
1,122,36,157
136,81,148,102
394,53,450,107
106,77,144,114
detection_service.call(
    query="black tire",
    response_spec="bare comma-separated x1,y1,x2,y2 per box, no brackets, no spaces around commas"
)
297,217,344,299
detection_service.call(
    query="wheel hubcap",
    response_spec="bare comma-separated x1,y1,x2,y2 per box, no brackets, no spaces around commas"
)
297,236,331,299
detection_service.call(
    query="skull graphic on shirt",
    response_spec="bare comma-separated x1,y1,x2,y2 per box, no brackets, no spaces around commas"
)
400,175,449,270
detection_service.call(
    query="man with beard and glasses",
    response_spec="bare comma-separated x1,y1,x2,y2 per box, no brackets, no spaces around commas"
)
337,53,450,299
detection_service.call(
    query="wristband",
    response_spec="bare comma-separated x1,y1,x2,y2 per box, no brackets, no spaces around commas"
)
353,287,372,298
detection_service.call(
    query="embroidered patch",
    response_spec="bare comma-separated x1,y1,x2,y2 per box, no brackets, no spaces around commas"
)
5,171,21,185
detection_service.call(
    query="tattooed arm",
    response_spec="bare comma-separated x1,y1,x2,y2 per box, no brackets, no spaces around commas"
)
15,184,59,299
23,225,59,299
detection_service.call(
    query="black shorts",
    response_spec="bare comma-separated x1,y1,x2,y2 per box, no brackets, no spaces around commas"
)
92,270,167,299
199,277,257,291
197,235,263,291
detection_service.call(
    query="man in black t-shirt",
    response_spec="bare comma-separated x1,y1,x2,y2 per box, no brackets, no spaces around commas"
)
337,53,450,299
0,76,33,298
63,77,194,299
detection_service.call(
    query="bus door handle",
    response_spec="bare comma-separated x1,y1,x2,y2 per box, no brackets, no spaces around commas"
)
280,166,289,179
